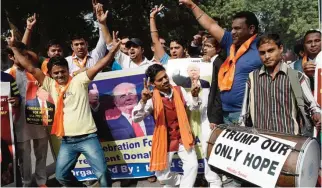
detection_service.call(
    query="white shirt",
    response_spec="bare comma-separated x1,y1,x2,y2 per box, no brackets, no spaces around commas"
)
121,112,147,136
132,87,201,123
107,43,153,69
66,26,107,75
210,54,219,63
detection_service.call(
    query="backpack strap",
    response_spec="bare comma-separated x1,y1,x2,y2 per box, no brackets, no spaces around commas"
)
287,68,313,136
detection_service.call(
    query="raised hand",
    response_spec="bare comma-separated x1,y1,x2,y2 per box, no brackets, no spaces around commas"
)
96,4,108,24
92,0,98,13
190,79,200,97
150,4,164,18
110,31,121,52
26,13,37,30
141,77,153,103
178,0,194,7
6,30,16,48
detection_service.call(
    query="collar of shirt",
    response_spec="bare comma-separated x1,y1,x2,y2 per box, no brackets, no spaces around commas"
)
121,112,132,123
308,57,316,63
159,88,173,99
131,57,151,67
211,54,219,63
259,62,288,76
72,53,92,60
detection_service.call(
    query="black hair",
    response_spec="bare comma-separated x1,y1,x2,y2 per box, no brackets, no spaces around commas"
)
70,33,86,43
204,37,220,49
294,39,304,57
46,39,63,52
233,11,259,33
145,64,165,83
256,34,282,48
304,30,321,41
169,37,188,49
47,56,69,73
5,42,27,56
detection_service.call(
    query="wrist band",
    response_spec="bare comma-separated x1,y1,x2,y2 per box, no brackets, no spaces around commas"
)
191,4,197,11
26,27,32,30
196,13,204,21
151,30,158,33
150,17,155,19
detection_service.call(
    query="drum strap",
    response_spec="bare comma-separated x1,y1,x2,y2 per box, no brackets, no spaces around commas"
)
287,68,314,137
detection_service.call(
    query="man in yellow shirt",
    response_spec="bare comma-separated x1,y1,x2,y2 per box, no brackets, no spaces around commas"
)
7,28,120,186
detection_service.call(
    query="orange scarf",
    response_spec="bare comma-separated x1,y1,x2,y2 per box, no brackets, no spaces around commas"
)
9,66,37,100
301,54,308,67
51,76,72,137
149,87,194,171
72,53,88,68
41,58,50,75
218,34,257,91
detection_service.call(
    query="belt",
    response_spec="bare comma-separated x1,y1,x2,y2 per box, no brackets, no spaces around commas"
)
63,133,90,139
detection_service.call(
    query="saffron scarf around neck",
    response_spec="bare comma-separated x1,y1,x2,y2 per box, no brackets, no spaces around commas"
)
72,53,88,68
218,34,257,91
149,86,194,171
51,76,72,137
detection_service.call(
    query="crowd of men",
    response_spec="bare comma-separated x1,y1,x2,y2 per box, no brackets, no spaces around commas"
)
1,0,321,187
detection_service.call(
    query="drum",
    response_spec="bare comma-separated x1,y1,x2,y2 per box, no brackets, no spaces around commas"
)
207,125,320,187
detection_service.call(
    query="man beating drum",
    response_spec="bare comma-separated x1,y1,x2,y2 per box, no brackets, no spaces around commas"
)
237,34,321,186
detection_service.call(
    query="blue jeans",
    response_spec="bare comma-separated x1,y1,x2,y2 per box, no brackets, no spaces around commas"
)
223,111,241,124
55,133,111,187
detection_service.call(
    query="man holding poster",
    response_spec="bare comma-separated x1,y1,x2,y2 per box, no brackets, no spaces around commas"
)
6,27,120,186
5,42,49,187
132,64,201,187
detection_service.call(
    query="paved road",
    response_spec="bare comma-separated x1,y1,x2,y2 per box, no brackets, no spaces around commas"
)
29,142,161,187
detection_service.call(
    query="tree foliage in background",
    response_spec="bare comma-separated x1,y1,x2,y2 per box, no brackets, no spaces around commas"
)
1,0,319,63
200,0,319,49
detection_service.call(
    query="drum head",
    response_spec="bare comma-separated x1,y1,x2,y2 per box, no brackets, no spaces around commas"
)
296,139,320,187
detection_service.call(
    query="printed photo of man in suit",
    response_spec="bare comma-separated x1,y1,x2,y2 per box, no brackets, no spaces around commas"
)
25,88,55,126
107,83,155,140
172,63,210,88
90,81,155,141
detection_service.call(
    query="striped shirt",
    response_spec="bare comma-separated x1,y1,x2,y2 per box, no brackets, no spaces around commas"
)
240,62,321,135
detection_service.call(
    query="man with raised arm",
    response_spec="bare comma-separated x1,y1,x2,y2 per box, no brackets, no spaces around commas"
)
179,0,263,187
179,0,262,125
6,29,120,187
150,5,189,64
65,3,111,76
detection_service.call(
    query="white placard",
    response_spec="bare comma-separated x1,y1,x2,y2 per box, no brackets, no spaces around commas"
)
166,58,212,78
1,82,10,96
208,129,297,188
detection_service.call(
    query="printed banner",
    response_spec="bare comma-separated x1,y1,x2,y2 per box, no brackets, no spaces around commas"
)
74,68,155,180
208,129,297,188
74,59,214,180
1,82,16,187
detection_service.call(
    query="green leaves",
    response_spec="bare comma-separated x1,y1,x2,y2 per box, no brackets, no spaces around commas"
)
200,0,319,49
